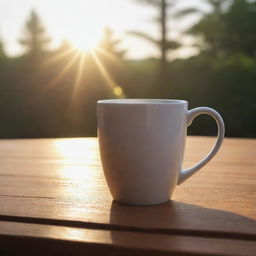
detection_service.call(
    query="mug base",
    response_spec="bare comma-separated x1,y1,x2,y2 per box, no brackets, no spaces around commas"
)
113,198,171,206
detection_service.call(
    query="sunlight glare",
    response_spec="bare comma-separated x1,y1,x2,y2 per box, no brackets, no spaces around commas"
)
53,138,100,181
42,48,76,67
91,51,125,98
72,52,86,99
56,1,107,53
54,138,97,161
70,36,99,52
113,86,124,97
47,52,80,87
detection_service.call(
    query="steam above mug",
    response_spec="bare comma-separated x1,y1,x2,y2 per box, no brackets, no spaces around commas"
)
97,99,225,205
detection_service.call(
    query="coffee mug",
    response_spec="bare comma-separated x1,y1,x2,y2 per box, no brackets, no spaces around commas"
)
97,99,225,205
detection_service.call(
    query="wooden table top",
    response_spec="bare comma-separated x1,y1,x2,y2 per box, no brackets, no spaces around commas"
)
0,136,255,255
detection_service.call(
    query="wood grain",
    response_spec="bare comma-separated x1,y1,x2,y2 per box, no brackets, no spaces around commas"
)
0,137,255,240
1,221,256,256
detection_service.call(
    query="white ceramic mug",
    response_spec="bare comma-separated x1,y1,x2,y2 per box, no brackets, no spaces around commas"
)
97,99,225,205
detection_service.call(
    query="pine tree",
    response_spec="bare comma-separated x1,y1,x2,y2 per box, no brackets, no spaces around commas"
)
129,0,180,96
175,0,231,56
19,10,51,57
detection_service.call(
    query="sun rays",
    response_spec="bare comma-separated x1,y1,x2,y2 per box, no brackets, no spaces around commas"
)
43,39,125,101
42,47,77,67
70,36,100,52
72,51,86,100
46,51,80,87
90,50,125,98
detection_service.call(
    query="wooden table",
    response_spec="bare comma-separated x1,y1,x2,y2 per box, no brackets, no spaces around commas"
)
0,137,255,255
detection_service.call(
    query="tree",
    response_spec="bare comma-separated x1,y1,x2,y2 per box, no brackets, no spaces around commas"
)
222,0,256,57
178,0,256,58
19,10,51,57
175,0,230,57
129,0,180,95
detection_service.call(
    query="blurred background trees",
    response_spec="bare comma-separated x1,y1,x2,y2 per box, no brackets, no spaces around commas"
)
129,0,181,96
181,0,256,57
0,0,255,138
19,10,51,59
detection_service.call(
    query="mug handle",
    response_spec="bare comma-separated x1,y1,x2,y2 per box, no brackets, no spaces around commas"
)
177,107,225,185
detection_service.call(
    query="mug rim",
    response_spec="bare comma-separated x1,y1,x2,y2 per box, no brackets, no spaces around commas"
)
97,99,187,105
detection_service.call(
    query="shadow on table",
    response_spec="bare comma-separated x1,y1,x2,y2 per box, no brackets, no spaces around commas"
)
109,200,256,241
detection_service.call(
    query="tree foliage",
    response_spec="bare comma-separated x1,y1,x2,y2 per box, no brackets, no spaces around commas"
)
182,0,256,57
130,0,182,95
222,0,256,57
19,10,51,56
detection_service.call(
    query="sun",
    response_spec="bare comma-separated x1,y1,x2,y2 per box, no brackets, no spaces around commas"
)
68,35,100,52
72,38,98,52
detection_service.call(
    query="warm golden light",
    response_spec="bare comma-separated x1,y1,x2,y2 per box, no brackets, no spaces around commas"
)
54,138,97,162
70,36,99,52
41,10,126,99
53,138,100,181
72,52,86,100
42,48,77,67
91,51,125,98
113,86,124,97
52,138,105,204
47,52,80,87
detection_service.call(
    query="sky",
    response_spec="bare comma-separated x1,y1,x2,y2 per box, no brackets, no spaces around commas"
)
0,0,208,59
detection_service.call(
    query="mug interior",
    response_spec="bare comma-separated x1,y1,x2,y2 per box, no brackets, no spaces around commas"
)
97,99,187,104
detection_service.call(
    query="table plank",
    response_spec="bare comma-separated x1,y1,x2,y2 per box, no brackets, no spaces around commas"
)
0,137,255,239
1,221,256,256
